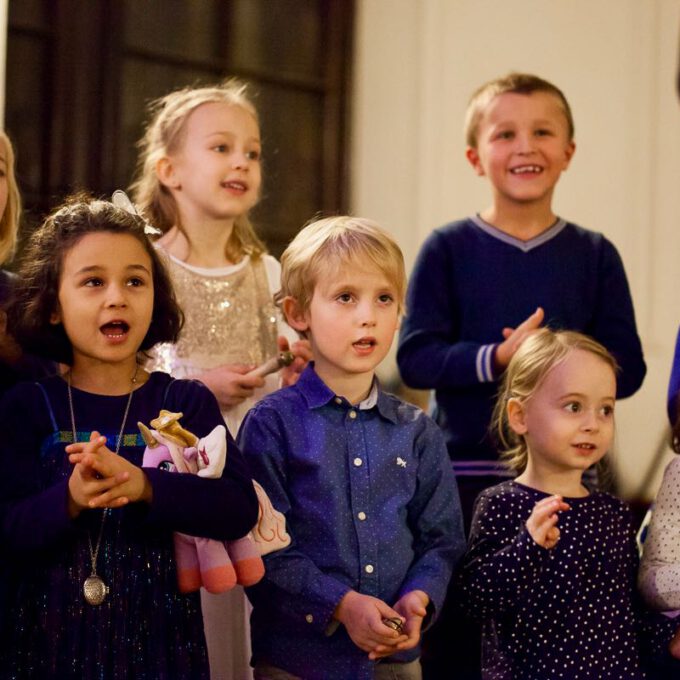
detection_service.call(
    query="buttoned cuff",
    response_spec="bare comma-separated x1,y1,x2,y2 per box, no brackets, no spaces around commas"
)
300,575,352,634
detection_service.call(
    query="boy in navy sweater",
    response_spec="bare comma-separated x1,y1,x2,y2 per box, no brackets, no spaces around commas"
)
397,72,646,678
398,71,645,528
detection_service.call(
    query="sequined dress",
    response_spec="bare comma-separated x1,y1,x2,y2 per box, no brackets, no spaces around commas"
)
147,253,287,438
146,251,296,680
0,372,258,680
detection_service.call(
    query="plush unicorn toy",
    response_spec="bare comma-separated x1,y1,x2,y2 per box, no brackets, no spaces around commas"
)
139,410,290,594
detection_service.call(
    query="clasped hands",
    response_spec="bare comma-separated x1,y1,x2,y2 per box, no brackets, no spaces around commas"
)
66,431,152,518
334,589,430,661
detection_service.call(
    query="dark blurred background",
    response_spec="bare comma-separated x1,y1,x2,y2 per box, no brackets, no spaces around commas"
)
4,0,354,257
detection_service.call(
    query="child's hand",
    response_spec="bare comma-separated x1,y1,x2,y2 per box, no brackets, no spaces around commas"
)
369,590,430,659
198,363,265,409
495,307,544,370
278,335,312,387
526,495,571,549
334,590,408,655
66,431,152,512
67,431,122,516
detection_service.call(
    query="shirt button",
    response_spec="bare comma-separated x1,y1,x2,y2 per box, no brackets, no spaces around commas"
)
334,397,342,405
353,457,363,467
365,564,374,574
357,511,367,521
305,614,314,623
349,410,357,419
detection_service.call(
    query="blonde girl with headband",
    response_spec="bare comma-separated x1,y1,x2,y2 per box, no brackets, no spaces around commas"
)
131,79,310,679
460,329,644,679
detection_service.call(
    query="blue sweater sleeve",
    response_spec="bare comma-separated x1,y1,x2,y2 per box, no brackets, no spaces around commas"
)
0,385,76,552
667,327,680,426
587,237,645,399
398,229,497,390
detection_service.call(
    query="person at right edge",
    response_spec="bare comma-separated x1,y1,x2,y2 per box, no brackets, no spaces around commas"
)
397,72,646,679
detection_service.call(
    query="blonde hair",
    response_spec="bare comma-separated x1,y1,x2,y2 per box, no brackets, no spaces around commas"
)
278,215,406,314
494,329,617,473
464,72,575,149
130,78,266,262
0,130,22,264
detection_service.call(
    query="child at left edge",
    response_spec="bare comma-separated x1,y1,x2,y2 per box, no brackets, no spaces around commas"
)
237,216,466,680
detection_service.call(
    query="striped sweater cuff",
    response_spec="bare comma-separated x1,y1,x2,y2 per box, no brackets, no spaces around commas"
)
475,344,496,382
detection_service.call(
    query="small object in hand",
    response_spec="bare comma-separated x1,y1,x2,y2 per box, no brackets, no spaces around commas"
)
247,351,295,378
382,616,404,633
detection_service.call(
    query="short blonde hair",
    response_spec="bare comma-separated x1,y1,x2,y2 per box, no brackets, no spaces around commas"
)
130,78,266,262
278,215,406,314
0,130,22,264
464,72,575,148
494,329,617,473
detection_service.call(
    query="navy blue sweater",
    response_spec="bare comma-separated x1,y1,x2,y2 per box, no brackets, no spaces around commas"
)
397,217,646,468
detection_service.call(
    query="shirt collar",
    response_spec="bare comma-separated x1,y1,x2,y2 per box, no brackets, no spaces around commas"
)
296,364,399,424
470,214,567,253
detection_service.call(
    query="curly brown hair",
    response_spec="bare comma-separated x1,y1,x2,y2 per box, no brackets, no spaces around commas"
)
7,194,183,364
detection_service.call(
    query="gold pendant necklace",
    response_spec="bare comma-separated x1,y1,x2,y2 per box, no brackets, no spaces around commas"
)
67,366,138,606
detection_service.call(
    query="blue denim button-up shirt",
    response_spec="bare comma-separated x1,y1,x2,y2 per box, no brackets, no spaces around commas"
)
239,365,465,680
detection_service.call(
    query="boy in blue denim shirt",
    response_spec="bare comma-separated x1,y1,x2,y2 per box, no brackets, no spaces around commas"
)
238,216,465,680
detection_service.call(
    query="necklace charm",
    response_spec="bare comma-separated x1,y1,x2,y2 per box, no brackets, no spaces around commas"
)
68,366,138,609
83,573,109,605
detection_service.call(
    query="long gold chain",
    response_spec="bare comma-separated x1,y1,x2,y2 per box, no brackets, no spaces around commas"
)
67,365,139,604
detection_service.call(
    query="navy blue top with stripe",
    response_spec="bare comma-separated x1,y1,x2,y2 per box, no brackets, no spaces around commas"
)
0,372,258,679
397,217,646,468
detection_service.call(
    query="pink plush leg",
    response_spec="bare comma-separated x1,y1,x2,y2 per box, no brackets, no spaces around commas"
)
174,533,203,593
227,535,265,586
195,537,237,594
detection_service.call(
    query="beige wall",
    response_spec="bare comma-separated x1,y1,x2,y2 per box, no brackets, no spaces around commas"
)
351,0,680,498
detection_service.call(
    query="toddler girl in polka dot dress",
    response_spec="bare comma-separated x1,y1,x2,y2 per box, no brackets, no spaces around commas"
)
460,329,644,679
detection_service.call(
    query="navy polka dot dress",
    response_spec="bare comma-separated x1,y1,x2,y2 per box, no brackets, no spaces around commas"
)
460,481,644,679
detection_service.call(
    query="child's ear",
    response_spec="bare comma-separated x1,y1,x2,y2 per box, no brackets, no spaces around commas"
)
562,140,576,170
50,307,61,325
507,398,528,435
156,156,181,190
282,296,310,334
465,146,485,176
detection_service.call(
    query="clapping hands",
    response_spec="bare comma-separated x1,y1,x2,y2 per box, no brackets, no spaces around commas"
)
66,431,152,517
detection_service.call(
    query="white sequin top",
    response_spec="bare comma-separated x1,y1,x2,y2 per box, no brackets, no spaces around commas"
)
147,251,297,437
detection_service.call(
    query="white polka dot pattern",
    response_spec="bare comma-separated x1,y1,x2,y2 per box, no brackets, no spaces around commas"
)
639,456,680,612
460,481,644,679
